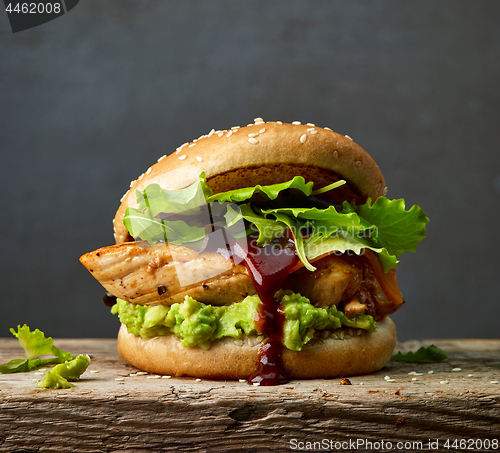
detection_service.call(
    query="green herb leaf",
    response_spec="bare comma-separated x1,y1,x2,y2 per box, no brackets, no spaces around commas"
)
390,345,447,363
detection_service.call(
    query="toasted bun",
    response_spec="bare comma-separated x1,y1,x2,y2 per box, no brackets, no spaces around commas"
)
117,317,396,379
114,121,386,243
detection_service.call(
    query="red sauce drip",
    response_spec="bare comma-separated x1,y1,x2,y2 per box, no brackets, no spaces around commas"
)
234,231,298,386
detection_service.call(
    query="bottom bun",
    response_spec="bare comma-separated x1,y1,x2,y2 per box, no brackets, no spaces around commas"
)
117,317,397,379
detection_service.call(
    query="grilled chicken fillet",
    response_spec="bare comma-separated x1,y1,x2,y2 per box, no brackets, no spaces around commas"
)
80,242,401,317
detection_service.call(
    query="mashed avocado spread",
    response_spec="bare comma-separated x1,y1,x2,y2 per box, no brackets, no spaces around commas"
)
111,291,377,352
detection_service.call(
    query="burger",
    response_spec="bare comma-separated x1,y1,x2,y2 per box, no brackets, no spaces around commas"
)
79,119,428,385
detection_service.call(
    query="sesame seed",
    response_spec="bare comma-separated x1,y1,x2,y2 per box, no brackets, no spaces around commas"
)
179,142,189,149
208,129,215,137
300,134,307,143
359,382,364,385
217,132,223,137
234,339,244,346
162,375,172,379
231,126,240,130
32,379,38,382
324,127,332,131
188,143,196,148
178,155,187,160
384,376,391,381
136,372,148,376
491,381,499,384
239,379,246,383
345,135,353,140
227,131,233,137
147,375,161,379
253,117,264,123
115,378,125,381
310,130,318,135
355,161,362,167
138,174,144,180
248,132,259,137
157,155,166,162
248,137,259,144
292,121,301,125
428,370,434,374
386,379,396,382
146,167,152,175
276,121,282,125
129,180,136,188
440,380,449,384
196,156,203,162
34,372,44,375
452,368,462,372
333,150,339,158
253,382,260,386
307,128,315,131
90,370,99,374
120,191,128,203
306,123,315,126
196,378,201,382
412,377,418,381
468,374,474,377
259,128,266,134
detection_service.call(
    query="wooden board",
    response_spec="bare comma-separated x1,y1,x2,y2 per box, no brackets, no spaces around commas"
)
0,338,499,452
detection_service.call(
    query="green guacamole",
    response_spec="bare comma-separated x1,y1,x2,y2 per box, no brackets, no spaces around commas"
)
111,291,377,352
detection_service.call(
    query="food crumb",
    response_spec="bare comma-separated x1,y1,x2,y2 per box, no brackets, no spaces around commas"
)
340,378,352,385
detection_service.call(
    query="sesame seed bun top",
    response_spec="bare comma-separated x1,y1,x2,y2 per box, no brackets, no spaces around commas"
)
113,120,386,243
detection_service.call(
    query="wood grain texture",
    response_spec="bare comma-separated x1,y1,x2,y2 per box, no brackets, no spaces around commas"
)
0,339,499,452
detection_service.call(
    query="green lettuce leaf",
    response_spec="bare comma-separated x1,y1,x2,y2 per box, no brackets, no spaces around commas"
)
390,345,447,363
123,209,206,245
207,176,315,203
136,172,213,216
9,325,70,361
344,197,429,256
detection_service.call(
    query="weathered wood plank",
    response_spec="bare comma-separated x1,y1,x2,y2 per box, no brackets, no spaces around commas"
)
0,339,499,452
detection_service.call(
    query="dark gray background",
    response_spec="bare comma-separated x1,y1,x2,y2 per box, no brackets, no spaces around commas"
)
1,1,499,340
